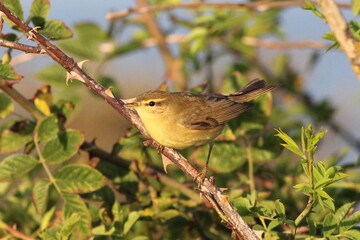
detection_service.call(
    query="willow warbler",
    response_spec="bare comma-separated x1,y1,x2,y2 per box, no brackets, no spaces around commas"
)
123,79,277,176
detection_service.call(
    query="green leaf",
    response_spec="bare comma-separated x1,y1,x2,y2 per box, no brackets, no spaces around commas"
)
323,213,339,236
123,211,141,235
158,209,181,222
36,114,60,143
319,196,335,212
343,229,360,240
3,0,23,21
96,161,138,195
54,164,105,193
267,219,281,231
35,64,69,87
0,120,35,153
39,19,73,40
61,212,81,238
307,217,317,236
73,22,107,43
350,21,360,41
0,93,14,119
131,236,150,240
63,192,91,236
275,129,305,158
322,32,340,51
30,0,50,18
40,207,56,231
353,0,360,16
232,197,252,216
191,142,247,173
112,201,129,225
317,189,332,200
340,210,360,232
59,39,101,60
275,200,285,217
32,178,51,214
185,27,208,55
335,202,355,222
58,22,106,60
293,183,312,195
0,63,23,80
0,154,38,181
106,40,144,60
38,227,62,240
42,129,84,164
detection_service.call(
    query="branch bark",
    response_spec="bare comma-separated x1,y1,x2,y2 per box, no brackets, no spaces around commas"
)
0,4,260,240
107,0,351,20
318,0,360,81
0,39,44,53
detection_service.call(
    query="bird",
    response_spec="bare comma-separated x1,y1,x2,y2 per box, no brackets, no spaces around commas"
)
123,79,277,178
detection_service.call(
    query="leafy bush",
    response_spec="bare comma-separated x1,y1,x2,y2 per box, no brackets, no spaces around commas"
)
0,0,359,239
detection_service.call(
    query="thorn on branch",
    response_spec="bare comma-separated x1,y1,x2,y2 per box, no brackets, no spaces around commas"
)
65,60,88,85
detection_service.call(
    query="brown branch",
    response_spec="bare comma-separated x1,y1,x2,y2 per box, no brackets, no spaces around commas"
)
242,37,330,50
0,39,44,54
318,0,360,81
0,4,260,239
143,34,330,50
0,221,35,240
136,0,186,90
106,0,351,20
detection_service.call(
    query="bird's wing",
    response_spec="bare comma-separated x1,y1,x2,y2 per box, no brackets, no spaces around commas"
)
226,79,278,103
179,96,253,130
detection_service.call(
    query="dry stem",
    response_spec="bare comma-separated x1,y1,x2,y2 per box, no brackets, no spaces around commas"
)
318,0,360,81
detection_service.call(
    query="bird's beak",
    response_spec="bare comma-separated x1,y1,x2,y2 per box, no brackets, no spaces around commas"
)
122,98,140,108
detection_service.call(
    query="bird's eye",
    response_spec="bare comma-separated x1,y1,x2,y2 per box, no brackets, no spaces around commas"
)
148,101,156,107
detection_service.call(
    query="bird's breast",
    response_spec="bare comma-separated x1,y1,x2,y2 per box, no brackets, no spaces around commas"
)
139,111,224,149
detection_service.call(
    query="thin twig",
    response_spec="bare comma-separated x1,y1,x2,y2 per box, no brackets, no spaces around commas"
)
318,0,360,81
0,80,44,120
106,0,351,20
34,131,65,198
0,4,259,239
242,37,330,50
0,39,44,53
0,221,35,240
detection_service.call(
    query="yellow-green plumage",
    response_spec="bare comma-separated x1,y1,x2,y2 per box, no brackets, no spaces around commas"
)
125,79,277,149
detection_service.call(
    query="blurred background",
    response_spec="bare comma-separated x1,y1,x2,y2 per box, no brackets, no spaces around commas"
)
5,0,360,164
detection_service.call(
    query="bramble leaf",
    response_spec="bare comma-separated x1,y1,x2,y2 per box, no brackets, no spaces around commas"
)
30,0,50,19
54,164,105,193
32,179,51,214
0,154,38,181
0,93,14,119
42,129,84,163
0,64,23,80
63,192,91,236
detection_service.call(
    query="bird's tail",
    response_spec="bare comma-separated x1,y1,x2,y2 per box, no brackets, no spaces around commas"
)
227,79,278,103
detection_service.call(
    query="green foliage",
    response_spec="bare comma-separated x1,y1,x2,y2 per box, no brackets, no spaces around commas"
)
0,93,14,118
0,63,23,80
30,0,50,19
350,20,360,41
353,0,360,16
0,154,38,181
41,129,84,164
0,0,359,239
58,22,107,60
